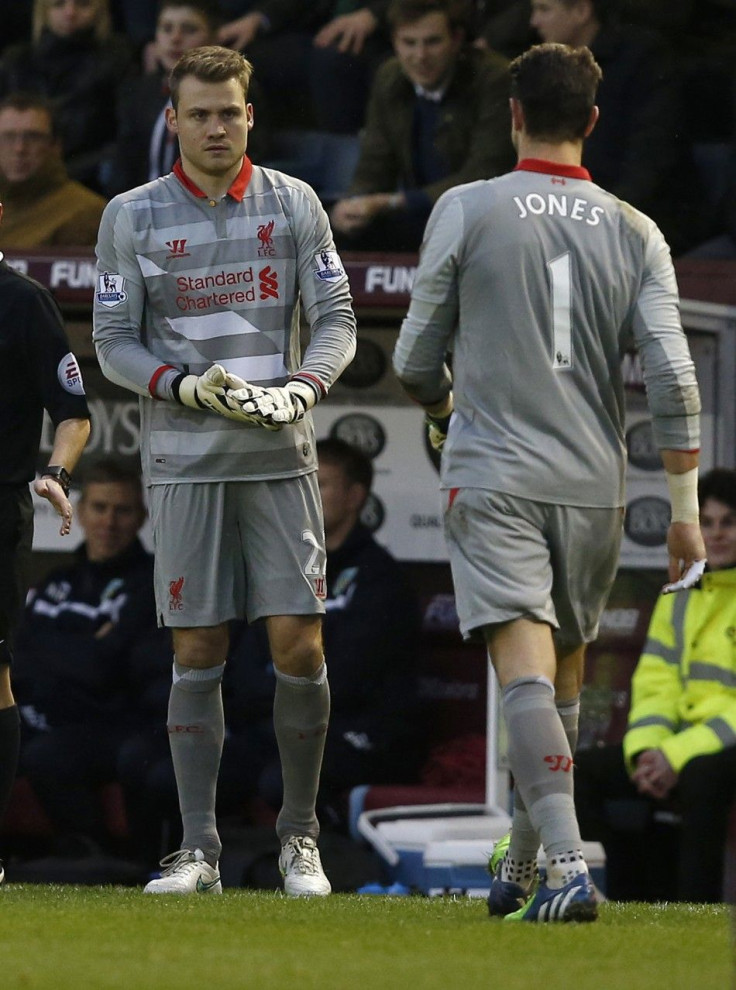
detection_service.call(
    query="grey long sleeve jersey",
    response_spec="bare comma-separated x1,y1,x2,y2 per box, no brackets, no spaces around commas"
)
393,160,700,508
94,158,356,485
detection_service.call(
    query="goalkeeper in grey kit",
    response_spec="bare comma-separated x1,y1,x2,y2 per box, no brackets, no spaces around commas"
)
393,43,705,922
93,46,356,896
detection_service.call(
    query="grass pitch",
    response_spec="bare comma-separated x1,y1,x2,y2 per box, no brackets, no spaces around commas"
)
0,886,731,990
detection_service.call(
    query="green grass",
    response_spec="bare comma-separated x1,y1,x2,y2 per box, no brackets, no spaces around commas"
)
0,887,732,990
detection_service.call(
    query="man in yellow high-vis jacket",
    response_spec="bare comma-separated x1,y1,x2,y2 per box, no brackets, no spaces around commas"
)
575,467,736,902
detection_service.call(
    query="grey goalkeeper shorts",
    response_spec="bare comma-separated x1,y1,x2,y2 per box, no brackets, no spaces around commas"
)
149,473,326,627
443,488,623,647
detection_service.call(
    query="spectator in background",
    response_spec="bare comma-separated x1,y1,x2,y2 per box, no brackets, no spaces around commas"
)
2,2,34,54
330,0,514,252
12,459,168,860
471,0,533,59
575,468,736,903
217,2,392,133
684,79,736,260
104,0,223,196
0,0,132,192
0,93,107,248
529,0,705,255
0,201,91,883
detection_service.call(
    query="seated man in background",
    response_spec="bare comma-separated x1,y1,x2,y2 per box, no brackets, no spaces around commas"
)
0,92,107,249
575,468,736,902
330,0,514,251
12,459,168,859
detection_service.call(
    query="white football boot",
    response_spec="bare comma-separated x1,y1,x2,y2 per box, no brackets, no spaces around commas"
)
143,848,222,895
279,836,331,897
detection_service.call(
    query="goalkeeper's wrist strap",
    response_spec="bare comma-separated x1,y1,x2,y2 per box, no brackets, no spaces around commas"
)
171,373,206,409
666,466,699,524
291,373,326,409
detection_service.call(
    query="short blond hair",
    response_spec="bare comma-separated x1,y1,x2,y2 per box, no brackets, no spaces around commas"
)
169,45,253,110
33,0,112,43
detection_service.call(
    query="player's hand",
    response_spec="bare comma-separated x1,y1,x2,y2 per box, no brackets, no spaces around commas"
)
631,749,677,800
663,521,707,593
33,477,73,536
229,377,322,428
173,365,262,425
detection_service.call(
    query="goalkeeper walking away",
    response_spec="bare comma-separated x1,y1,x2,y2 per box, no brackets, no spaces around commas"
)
393,42,705,922
93,45,356,896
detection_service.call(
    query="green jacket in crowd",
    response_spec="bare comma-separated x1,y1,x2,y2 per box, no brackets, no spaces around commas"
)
348,46,515,205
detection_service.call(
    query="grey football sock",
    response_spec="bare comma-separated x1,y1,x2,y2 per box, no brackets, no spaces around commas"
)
274,661,330,844
167,661,225,866
556,695,580,755
502,676,583,875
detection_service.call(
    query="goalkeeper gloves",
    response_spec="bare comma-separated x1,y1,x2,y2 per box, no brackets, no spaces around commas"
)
171,365,261,425
229,376,324,428
425,408,452,451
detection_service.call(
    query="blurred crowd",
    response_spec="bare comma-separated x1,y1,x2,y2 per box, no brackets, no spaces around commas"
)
1,0,735,257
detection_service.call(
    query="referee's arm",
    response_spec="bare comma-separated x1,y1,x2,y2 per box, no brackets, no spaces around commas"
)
33,417,91,537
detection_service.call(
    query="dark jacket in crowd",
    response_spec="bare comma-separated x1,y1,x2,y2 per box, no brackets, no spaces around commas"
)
348,46,514,211
233,0,388,34
585,22,705,254
12,539,159,728
0,27,131,189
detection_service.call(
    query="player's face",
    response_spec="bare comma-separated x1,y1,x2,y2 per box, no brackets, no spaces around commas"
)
46,0,99,38
0,107,56,183
530,0,583,45
156,7,213,72
393,13,462,92
700,497,736,571
77,482,146,564
168,76,253,178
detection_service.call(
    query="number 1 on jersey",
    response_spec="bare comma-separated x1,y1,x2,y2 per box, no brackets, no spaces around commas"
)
548,252,572,370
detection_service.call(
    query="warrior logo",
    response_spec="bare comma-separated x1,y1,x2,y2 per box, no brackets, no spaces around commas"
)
166,238,190,258
169,576,185,611
259,265,279,300
544,754,573,772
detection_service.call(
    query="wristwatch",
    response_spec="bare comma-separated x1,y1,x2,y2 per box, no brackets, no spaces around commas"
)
42,465,71,497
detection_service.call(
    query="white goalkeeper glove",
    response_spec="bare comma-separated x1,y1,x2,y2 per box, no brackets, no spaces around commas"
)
229,376,324,428
172,365,262,425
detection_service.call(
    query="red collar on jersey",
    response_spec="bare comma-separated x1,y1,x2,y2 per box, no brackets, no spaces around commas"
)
173,156,253,201
515,158,591,181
